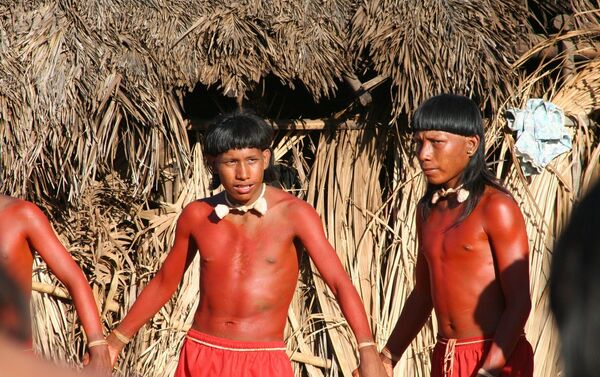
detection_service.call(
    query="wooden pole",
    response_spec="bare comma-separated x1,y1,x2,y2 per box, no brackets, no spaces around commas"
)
188,117,365,131
289,351,333,369
32,281,120,313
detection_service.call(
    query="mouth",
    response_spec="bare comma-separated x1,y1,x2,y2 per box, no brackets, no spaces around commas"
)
233,184,255,195
421,168,438,175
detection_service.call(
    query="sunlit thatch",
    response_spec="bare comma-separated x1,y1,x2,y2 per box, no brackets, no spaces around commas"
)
350,0,530,117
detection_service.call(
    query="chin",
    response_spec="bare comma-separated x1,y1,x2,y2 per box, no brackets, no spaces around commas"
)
425,177,446,186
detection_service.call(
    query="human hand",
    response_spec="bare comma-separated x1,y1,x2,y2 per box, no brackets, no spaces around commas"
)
380,351,394,377
105,332,127,367
357,346,389,377
84,344,112,377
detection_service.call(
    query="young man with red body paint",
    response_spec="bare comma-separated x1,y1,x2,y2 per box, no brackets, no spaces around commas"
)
378,94,533,377
106,112,387,377
0,196,111,376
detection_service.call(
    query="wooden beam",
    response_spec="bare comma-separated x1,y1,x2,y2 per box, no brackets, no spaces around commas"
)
289,351,333,369
342,74,388,106
188,117,365,131
32,281,120,313
516,33,600,60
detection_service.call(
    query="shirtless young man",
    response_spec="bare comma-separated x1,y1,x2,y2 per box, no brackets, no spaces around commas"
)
380,94,533,377
0,196,111,376
106,111,387,377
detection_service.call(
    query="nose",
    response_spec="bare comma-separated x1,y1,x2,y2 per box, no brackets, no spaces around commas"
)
417,141,432,162
235,161,250,180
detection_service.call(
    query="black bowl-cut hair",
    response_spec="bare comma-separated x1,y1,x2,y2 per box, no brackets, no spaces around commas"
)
412,93,509,224
204,110,279,190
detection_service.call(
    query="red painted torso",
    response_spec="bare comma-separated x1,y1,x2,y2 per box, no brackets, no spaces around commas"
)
188,189,301,341
0,196,34,297
420,189,507,339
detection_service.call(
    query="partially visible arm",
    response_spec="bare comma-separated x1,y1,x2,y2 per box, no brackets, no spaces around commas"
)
479,194,531,376
383,252,433,366
293,201,386,377
383,206,433,369
23,202,110,375
106,204,199,362
0,335,97,377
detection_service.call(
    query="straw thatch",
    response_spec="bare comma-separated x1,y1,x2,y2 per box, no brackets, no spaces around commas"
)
0,0,361,203
350,0,530,117
1,2,600,377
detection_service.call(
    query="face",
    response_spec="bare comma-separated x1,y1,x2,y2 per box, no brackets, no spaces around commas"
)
413,130,479,188
210,148,271,204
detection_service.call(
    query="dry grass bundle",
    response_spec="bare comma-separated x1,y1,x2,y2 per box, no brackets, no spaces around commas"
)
167,0,355,101
350,0,530,117
303,127,387,376
0,0,191,202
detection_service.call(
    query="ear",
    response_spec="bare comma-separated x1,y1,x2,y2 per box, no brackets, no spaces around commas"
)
465,135,480,156
262,149,271,169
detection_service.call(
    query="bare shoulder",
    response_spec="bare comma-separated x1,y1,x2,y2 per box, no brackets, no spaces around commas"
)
480,186,519,215
479,186,524,231
180,196,217,220
267,186,315,216
0,195,26,212
0,197,46,220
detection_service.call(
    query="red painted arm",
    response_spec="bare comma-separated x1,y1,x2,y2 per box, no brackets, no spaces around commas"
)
294,201,386,377
23,202,110,375
480,193,531,375
107,203,198,358
384,207,433,366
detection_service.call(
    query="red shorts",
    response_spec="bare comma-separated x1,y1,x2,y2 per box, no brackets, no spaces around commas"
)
173,329,294,377
430,334,533,377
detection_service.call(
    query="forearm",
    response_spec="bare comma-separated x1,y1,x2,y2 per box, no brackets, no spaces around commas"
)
114,274,178,338
480,299,531,374
64,274,105,341
333,279,375,343
384,290,433,365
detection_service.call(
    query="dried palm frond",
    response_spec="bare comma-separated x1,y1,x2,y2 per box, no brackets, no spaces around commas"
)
350,0,530,118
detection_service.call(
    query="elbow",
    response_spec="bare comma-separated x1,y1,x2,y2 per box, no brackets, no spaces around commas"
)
152,270,180,299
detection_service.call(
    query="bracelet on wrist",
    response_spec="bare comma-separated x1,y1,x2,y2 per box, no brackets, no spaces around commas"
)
88,339,108,348
358,341,377,350
477,368,495,377
113,329,131,345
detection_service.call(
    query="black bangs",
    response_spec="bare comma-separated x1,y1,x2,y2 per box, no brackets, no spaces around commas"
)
204,111,274,156
412,93,483,137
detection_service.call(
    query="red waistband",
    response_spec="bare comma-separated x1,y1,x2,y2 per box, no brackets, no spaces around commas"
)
436,334,492,346
186,329,287,351
437,333,525,346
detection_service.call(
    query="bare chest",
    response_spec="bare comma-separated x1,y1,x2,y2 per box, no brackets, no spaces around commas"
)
194,215,298,270
420,211,490,264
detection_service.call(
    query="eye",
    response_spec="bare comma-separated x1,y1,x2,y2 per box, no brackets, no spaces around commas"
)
224,160,237,166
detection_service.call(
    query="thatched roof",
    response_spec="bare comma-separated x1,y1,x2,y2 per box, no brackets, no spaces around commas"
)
350,0,531,116
0,0,356,200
